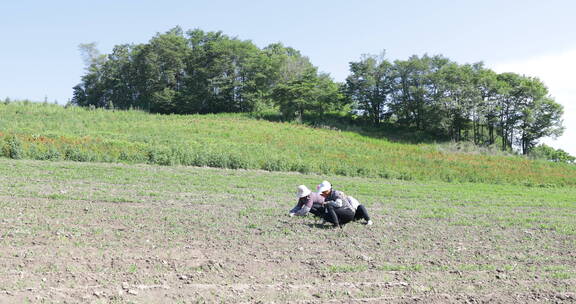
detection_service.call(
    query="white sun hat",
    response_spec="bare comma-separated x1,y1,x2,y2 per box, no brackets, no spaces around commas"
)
317,180,332,193
296,185,312,198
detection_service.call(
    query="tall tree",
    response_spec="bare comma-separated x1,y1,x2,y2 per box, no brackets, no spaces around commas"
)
514,78,564,154
73,43,107,108
434,63,479,141
493,73,564,153
495,73,524,151
345,53,394,125
473,65,500,145
272,68,342,120
183,29,267,113
391,55,449,130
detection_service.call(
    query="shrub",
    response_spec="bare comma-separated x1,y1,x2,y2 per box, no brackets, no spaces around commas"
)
262,158,291,172
318,162,333,175
2,135,24,159
37,147,62,161
206,152,231,168
355,167,376,177
119,151,131,162
64,147,95,162
530,144,575,164
146,147,172,166
289,161,311,174
119,150,147,163
378,169,395,179
397,171,414,181
170,147,194,166
227,153,251,169
335,165,353,176
191,150,210,167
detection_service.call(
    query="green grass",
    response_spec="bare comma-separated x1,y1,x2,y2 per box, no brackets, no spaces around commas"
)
1,159,575,237
1,102,575,186
378,263,424,272
326,264,368,273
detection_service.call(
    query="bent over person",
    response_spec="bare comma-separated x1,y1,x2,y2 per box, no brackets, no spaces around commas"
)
289,185,325,217
317,181,373,228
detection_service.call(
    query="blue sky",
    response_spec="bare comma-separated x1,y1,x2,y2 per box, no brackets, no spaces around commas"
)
1,0,575,155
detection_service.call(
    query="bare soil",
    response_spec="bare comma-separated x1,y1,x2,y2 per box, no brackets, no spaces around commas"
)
0,160,574,303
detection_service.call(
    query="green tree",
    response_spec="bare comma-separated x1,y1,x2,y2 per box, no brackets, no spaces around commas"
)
272,68,342,120
72,43,108,108
518,94,564,154
433,62,480,141
492,73,564,154
183,29,264,113
130,27,189,113
391,55,450,131
345,53,394,125
530,144,574,163
473,66,500,145
494,73,525,151
78,42,106,69
103,44,139,110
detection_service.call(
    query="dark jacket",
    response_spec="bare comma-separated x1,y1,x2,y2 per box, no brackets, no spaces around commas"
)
323,190,354,210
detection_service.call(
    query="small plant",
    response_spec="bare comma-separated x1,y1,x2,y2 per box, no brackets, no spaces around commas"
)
128,264,138,273
326,264,368,273
378,263,423,272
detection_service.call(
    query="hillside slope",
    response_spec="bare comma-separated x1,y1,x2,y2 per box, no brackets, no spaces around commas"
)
1,102,574,186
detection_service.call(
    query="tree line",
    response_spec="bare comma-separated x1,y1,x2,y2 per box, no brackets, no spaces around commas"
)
345,54,564,154
72,27,564,155
73,27,342,117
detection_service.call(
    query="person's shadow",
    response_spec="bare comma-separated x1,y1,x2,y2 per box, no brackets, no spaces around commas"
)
306,223,331,229
306,222,345,230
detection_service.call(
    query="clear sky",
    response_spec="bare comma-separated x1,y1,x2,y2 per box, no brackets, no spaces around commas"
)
1,0,575,155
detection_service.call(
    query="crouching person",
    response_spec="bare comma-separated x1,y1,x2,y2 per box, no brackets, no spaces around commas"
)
289,185,325,217
317,181,373,228
348,196,373,225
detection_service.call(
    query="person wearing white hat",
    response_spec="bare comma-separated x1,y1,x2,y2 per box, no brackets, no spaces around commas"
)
318,180,373,228
289,185,325,217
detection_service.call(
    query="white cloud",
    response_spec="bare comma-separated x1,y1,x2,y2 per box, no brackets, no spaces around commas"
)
491,47,576,157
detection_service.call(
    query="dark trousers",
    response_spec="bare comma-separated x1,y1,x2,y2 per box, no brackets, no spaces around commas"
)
354,205,370,221
309,202,325,218
324,205,355,227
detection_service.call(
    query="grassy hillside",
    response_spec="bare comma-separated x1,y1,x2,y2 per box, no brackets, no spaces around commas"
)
1,102,575,186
